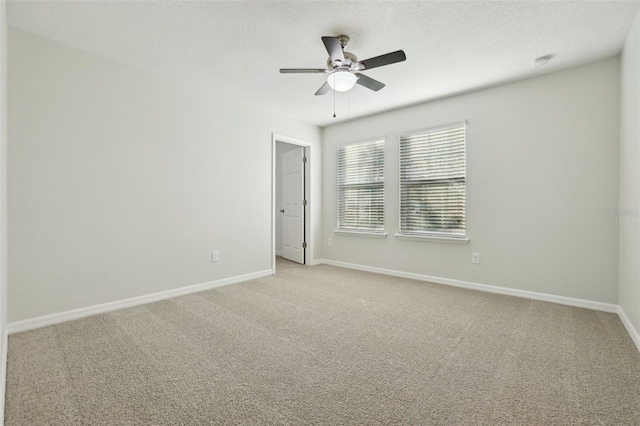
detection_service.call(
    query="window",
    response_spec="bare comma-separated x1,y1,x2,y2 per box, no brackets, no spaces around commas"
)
337,140,385,233
399,122,466,238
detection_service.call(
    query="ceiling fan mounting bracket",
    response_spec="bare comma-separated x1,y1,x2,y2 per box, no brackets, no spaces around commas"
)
337,35,350,48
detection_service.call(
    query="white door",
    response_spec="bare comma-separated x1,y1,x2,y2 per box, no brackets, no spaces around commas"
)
281,147,305,264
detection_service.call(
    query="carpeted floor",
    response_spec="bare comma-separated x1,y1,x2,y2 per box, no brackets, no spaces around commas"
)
5,258,640,425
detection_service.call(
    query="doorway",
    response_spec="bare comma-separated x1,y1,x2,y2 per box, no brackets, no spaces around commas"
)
272,134,312,273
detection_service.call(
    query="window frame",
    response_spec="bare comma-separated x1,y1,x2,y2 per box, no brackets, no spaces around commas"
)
335,138,387,237
396,121,468,243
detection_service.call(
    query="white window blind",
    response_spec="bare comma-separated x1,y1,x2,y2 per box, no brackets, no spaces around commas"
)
399,123,466,237
337,140,385,232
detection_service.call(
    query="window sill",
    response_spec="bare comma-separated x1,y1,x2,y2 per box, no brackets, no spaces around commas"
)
334,230,388,239
395,233,470,244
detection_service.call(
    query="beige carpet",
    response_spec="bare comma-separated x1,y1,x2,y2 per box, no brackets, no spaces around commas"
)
5,258,640,425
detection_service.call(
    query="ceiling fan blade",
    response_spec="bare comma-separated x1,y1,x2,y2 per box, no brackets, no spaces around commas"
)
322,36,346,66
355,73,385,91
357,50,406,71
314,82,331,96
280,68,330,73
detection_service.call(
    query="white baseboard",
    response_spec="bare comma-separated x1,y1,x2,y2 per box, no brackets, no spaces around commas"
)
318,259,619,313
7,270,272,334
617,306,640,352
276,251,283,256
0,328,7,426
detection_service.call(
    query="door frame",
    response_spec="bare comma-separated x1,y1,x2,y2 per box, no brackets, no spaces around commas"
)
272,133,312,273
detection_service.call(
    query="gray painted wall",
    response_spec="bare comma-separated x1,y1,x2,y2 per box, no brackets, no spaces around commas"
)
619,13,640,336
322,57,621,304
7,29,321,322
1,1,8,419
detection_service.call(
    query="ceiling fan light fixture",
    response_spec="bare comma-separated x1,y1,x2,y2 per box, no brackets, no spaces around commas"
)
327,71,357,92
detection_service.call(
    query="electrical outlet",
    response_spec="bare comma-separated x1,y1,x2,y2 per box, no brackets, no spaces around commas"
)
328,238,332,247
472,253,480,264
211,251,219,262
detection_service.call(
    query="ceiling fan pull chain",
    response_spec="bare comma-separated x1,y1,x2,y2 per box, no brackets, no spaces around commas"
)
333,85,336,118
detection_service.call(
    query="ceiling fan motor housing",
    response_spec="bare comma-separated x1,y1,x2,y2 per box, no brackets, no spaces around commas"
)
327,51,358,70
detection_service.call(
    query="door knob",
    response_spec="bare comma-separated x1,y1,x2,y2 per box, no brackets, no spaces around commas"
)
280,209,285,213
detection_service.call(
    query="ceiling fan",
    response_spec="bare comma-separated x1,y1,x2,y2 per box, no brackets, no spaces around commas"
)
280,35,406,95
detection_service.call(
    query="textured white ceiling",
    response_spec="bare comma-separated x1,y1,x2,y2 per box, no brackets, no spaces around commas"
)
7,1,640,127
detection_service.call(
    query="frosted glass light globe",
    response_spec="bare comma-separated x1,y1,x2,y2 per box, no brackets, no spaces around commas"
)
327,71,357,92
